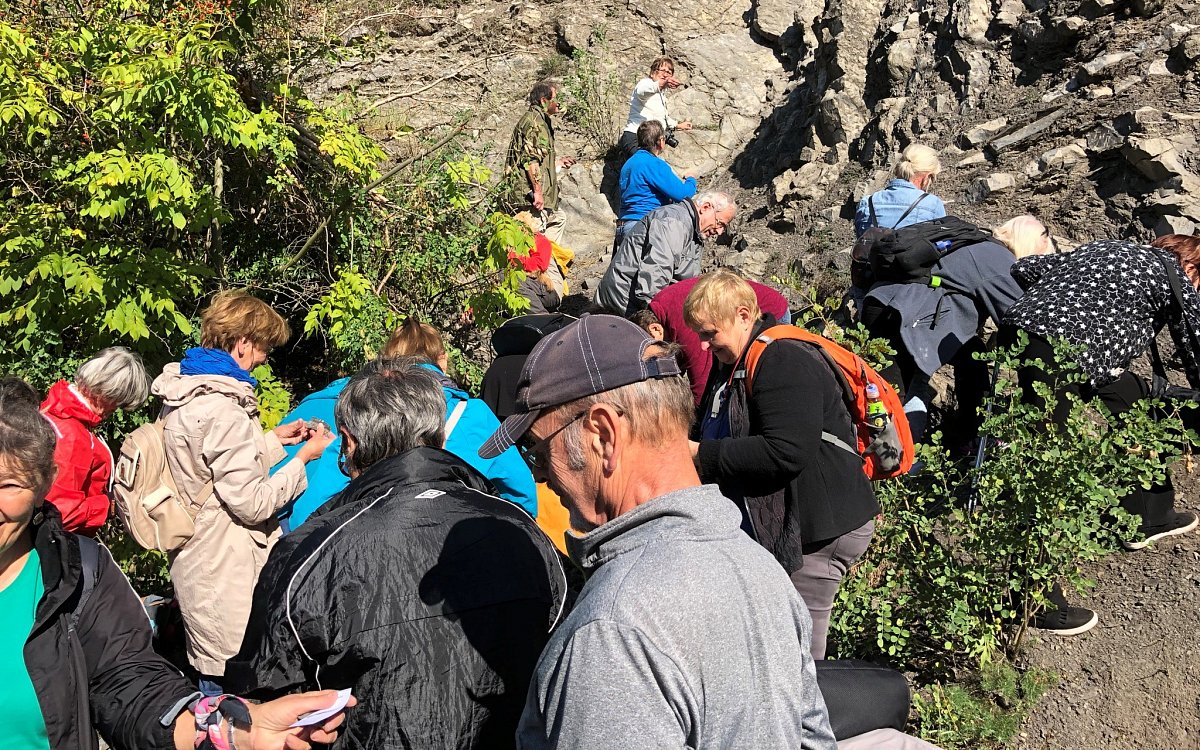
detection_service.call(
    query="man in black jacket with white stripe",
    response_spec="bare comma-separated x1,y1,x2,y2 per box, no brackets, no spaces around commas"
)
227,357,568,749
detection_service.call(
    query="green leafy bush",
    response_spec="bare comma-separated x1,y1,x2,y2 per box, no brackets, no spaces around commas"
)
0,0,383,368
562,45,622,158
911,662,1056,748
825,334,1195,747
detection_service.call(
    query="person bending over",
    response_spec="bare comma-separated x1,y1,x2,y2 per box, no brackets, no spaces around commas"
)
228,357,567,749
686,270,879,660
614,120,698,244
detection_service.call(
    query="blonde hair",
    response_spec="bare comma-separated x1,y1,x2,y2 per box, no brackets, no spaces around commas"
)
382,318,445,363
893,144,942,182
200,291,290,352
683,269,761,328
994,215,1051,259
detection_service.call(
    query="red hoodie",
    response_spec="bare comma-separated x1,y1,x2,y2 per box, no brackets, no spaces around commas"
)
40,380,113,536
508,233,553,274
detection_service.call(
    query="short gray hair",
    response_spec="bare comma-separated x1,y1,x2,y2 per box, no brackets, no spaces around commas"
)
335,356,446,476
694,190,735,213
558,343,693,469
74,347,150,410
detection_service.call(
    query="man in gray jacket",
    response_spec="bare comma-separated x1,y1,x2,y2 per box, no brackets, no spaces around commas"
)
596,191,736,316
479,314,837,750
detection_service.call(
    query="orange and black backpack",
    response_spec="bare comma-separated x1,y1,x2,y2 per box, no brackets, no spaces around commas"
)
740,324,914,480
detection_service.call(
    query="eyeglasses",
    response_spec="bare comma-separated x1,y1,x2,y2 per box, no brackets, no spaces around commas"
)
516,410,588,470
516,404,626,470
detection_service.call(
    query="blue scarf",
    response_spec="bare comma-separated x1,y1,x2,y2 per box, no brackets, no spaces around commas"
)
180,347,258,387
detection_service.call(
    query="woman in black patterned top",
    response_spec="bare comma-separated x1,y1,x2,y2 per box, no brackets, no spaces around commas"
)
999,235,1200,634
1005,237,1200,389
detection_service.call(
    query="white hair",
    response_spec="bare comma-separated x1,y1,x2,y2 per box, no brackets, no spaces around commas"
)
994,215,1051,259
694,190,736,213
74,347,150,410
893,144,942,181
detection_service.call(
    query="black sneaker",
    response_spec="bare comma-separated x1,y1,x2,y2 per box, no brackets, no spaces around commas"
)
1123,510,1199,550
1031,604,1098,636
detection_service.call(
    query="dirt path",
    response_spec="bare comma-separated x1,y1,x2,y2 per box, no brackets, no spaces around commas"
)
1013,479,1200,749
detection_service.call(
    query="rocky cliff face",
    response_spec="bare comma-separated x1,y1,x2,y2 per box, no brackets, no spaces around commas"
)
303,0,1200,291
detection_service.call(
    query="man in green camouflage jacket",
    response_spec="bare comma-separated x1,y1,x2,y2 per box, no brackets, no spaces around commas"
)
505,80,575,252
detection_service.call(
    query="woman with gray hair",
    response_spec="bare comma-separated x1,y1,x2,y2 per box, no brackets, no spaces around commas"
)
40,346,151,535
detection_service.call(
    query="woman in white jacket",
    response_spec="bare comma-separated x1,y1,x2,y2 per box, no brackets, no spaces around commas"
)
616,57,693,159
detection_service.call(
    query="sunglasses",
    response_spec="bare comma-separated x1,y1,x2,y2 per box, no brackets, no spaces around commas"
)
515,404,626,470
516,411,587,470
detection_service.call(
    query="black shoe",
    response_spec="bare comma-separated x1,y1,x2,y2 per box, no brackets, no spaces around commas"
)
1031,603,1098,636
1123,510,1199,550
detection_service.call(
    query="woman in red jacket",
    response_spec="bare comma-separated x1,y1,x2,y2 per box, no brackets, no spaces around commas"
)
40,347,150,535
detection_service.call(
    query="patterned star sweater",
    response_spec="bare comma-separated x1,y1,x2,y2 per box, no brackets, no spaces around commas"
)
1004,239,1200,388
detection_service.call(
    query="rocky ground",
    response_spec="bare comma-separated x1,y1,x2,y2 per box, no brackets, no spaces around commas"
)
1012,469,1200,749
295,0,1200,744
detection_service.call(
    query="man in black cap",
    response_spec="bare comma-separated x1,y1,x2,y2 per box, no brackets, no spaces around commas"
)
479,314,837,750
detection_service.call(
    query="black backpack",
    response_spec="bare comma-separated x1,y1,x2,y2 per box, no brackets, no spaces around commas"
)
491,313,577,357
868,216,994,286
850,194,931,289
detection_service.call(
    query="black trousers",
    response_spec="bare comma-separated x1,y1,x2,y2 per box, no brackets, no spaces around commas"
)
999,325,1186,529
859,299,990,447
616,130,639,161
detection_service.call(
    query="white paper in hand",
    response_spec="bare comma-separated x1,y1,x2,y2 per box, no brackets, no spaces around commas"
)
290,688,353,728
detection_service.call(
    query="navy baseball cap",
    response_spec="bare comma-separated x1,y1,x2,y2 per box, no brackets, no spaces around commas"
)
479,314,682,459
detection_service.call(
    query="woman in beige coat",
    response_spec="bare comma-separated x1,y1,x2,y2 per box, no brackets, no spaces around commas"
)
151,292,333,694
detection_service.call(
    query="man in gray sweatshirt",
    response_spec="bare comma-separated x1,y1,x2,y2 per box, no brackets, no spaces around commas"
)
479,314,837,750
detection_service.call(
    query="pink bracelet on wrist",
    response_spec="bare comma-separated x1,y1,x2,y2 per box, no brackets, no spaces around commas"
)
191,694,252,750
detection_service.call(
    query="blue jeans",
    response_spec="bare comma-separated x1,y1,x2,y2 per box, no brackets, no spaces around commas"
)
198,675,224,697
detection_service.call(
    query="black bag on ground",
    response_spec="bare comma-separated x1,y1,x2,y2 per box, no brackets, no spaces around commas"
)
490,313,577,357
869,216,994,286
815,659,911,740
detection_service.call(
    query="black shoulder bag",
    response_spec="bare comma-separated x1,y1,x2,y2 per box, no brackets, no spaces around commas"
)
1149,252,1200,401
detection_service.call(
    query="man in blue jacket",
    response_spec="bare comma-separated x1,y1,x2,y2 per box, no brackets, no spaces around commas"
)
615,121,698,245
275,363,537,531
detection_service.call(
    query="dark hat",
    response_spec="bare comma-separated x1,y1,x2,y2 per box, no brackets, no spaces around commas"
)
479,314,682,459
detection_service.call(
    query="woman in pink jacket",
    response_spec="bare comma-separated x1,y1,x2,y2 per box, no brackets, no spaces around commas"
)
41,347,150,535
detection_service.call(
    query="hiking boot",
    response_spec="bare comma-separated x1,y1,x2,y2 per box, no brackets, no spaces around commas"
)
1031,604,1099,636
1122,510,1199,551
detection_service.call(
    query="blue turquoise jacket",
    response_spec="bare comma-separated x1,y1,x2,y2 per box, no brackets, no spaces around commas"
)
854,178,946,236
276,368,537,531
618,149,698,222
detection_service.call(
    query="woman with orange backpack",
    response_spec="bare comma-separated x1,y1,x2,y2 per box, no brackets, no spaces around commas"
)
685,269,882,659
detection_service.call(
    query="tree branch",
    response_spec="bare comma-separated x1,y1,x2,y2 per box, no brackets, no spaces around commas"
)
279,124,465,273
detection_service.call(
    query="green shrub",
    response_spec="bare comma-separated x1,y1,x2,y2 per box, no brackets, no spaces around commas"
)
562,46,622,158
912,662,1056,748
830,335,1186,676
0,0,383,368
